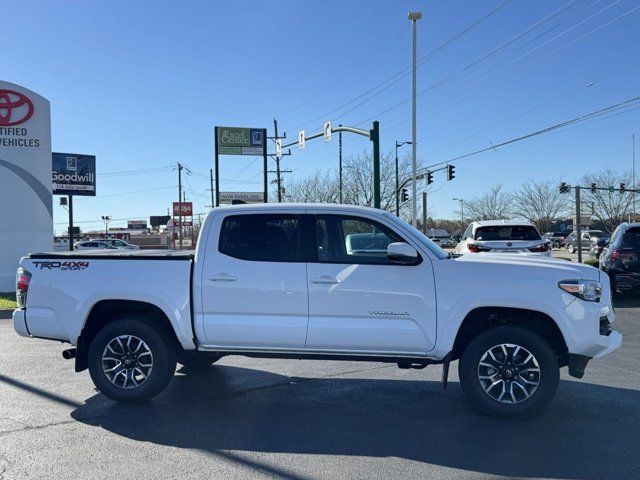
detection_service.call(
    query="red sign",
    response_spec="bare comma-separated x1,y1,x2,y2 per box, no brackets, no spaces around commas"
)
0,90,34,126
173,202,193,216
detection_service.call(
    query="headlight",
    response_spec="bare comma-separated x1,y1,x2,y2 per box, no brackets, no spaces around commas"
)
558,279,602,302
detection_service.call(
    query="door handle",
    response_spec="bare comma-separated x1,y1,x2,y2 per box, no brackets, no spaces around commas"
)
209,273,238,282
311,275,340,284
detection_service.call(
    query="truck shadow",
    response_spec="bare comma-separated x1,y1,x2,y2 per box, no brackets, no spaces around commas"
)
71,365,639,479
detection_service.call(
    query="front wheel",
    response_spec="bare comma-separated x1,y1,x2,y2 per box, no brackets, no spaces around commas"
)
459,326,559,418
553,241,560,249
88,318,177,403
567,243,575,253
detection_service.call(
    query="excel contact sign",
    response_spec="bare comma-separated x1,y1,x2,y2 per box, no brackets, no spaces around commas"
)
52,152,96,196
217,126,264,155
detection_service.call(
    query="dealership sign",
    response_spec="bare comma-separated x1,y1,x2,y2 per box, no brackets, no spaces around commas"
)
217,126,264,155
219,191,264,204
0,81,52,290
173,202,193,216
52,153,96,196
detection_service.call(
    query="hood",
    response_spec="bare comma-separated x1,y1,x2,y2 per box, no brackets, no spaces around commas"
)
454,253,600,281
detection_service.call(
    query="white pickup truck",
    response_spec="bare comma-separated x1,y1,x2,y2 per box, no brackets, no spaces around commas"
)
13,204,621,417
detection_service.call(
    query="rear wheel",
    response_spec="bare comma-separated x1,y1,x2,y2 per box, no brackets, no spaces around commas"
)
88,318,176,403
459,326,559,418
553,241,560,249
567,243,575,253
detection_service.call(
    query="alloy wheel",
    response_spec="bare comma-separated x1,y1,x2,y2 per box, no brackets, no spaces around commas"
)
477,343,540,404
101,335,153,389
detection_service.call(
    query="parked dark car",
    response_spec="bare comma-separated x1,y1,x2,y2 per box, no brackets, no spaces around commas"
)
588,237,610,259
601,223,640,295
543,231,569,249
565,229,607,253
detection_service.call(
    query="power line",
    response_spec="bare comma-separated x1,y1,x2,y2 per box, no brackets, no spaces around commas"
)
292,0,514,132
437,97,640,168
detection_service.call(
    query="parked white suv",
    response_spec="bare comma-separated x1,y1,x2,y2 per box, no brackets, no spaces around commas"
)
455,220,551,257
73,241,118,251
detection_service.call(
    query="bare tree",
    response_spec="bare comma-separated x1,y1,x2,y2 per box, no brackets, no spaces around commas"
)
284,170,339,203
512,179,571,232
342,150,423,214
580,169,634,232
462,185,512,221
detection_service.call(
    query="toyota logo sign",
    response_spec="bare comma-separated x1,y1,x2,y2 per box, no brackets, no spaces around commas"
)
0,89,34,126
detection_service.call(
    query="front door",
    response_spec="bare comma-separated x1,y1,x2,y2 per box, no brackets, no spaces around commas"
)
306,213,436,355
197,212,308,349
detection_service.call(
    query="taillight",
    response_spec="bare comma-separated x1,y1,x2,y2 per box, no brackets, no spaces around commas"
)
611,249,631,260
528,243,549,253
467,243,491,253
16,267,31,308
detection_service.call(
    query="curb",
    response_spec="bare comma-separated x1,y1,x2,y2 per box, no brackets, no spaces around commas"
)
0,310,12,320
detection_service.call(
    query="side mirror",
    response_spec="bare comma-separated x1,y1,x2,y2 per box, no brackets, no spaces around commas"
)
387,242,418,264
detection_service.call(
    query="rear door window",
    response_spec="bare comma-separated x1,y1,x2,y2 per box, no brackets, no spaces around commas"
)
218,214,302,262
475,226,540,241
621,228,640,249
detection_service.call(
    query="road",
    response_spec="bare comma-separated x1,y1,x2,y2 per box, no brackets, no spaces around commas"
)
0,300,638,480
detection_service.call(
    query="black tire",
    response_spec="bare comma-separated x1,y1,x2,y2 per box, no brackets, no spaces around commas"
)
177,352,221,370
553,241,560,249
567,243,575,253
88,318,177,403
459,326,559,418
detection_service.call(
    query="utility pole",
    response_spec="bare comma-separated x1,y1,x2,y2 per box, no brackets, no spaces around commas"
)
408,11,422,226
339,124,343,204
274,118,282,202
633,133,636,221
177,162,183,250
269,118,291,202
422,191,427,234
209,168,214,208
575,186,582,264
68,195,74,251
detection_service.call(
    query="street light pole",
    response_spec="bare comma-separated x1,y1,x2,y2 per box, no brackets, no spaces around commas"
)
101,215,111,236
395,140,412,216
408,11,422,227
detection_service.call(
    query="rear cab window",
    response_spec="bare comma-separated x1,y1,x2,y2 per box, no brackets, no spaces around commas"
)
218,214,302,262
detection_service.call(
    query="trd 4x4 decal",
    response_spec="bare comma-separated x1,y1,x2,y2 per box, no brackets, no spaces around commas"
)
32,261,89,271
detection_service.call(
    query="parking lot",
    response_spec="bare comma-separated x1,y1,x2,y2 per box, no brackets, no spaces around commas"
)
0,297,637,480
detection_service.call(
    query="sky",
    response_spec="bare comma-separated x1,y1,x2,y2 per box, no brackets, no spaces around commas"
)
4,0,640,233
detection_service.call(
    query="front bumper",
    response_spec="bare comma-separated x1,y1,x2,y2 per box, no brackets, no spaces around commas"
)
13,309,29,337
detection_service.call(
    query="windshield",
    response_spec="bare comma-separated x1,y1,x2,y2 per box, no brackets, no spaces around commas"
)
475,225,540,241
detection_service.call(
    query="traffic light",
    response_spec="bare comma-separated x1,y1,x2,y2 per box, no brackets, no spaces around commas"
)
620,183,626,193
559,182,570,193
401,188,409,202
591,183,597,194
446,164,456,181
426,171,434,185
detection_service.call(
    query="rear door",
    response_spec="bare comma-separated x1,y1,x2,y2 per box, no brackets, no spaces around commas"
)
305,213,436,354
197,211,309,349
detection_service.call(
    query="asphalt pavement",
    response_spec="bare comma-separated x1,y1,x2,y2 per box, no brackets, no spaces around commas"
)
0,299,638,480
